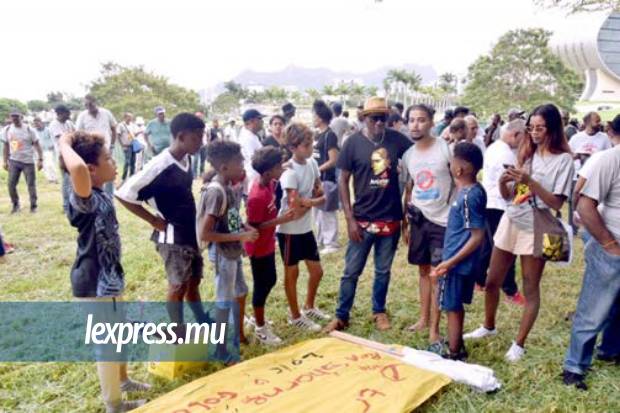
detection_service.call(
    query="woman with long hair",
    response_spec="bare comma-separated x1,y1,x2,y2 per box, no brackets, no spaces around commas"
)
464,104,574,362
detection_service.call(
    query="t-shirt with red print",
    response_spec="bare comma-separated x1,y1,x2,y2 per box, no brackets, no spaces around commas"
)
244,178,278,257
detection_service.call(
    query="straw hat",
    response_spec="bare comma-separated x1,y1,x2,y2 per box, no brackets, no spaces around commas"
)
362,96,389,115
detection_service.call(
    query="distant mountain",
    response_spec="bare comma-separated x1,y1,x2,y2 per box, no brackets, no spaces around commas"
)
202,64,437,101
233,64,437,90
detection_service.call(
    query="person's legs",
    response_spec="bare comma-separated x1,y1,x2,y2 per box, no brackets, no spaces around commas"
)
62,171,71,213
7,160,22,209
515,255,546,347
599,296,620,359
568,179,578,235
284,264,301,319
334,232,374,322
321,210,339,250
484,247,516,329
371,231,399,315
122,147,131,181
97,362,122,408
251,254,277,327
314,208,324,248
199,146,207,174
23,162,37,209
447,310,465,354
43,150,57,182
564,241,620,375
304,260,323,310
410,265,432,331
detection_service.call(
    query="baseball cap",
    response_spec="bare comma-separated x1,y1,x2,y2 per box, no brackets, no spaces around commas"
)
9,108,22,116
508,108,525,118
155,106,166,115
242,109,266,122
281,102,296,114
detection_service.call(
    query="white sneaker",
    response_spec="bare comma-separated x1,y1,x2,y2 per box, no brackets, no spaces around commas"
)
320,246,340,255
463,325,498,340
288,314,321,332
505,341,525,362
302,307,332,322
245,315,274,329
254,325,283,346
120,379,152,393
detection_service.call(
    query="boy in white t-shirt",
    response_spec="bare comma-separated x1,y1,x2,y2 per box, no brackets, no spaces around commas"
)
277,123,329,332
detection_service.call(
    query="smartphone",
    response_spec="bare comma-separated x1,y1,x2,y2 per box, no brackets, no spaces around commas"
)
503,164,514,169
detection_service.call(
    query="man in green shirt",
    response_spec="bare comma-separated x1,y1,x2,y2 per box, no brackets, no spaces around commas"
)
144,106,172,155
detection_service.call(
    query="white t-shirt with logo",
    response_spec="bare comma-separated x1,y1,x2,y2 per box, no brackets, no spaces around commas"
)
569,131,612,178
1,124,38,164
402,138,453,227
483,139,517,211
238,127,262,186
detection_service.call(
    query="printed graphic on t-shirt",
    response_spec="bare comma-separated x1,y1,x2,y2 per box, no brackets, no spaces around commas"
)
9,136,24,153
228,205,242,234
415,168,439,201
370,148,391,189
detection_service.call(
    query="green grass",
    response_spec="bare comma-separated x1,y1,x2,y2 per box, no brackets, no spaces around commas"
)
1,173,619,412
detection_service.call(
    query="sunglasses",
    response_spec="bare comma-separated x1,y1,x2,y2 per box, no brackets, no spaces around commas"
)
368,114,387,123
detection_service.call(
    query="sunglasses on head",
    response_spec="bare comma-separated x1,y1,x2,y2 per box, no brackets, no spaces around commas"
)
368,114,387,123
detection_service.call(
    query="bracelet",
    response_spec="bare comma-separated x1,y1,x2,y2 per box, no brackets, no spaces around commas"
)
602,239,618,248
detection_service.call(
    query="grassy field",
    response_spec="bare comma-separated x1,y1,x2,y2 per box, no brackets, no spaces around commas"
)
1,173,619,413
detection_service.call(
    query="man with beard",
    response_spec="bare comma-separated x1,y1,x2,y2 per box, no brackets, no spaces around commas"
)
400,104,454,354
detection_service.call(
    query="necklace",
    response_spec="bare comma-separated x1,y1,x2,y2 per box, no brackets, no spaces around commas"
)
363,130,385,147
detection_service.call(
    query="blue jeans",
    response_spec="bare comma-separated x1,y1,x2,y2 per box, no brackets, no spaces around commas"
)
564,240,620,375
335,230,400,321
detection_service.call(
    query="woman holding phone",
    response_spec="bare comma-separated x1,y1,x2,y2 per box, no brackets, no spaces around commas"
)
465,104,574,362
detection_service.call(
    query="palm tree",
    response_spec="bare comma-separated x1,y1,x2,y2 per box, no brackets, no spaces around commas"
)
439,72,457,94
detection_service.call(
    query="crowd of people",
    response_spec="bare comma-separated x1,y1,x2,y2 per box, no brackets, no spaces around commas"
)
2,93,620,411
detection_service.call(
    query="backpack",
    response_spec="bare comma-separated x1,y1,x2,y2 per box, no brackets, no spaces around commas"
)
196,180,227,251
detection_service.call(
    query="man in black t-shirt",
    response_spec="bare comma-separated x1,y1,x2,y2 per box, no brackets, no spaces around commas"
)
312,100,340,254
324,97,412,333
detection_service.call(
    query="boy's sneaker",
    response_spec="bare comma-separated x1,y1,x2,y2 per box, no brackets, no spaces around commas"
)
288,315,321,332
562,370,588,391
302,307,332,322
106,399,147,413
254,325,282,346
464,325,498,340
505,341,525,362
427,339,447,356
444,343,468,361
120,379,152,393
506,291,526,306
10,205,20,214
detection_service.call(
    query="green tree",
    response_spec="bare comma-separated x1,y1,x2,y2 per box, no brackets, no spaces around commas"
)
0,98,27,122
438,72,457,94
534,0,619,13
321,85,337,97
460,28,583,118
212,92,239,115
88,62,201,119
223,81,248,100
27,100,49,113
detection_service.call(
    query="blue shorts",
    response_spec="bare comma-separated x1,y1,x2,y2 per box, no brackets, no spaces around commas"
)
439,270,475,312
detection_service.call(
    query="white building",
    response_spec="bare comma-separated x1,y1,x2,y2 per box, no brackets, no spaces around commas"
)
550,11,620,102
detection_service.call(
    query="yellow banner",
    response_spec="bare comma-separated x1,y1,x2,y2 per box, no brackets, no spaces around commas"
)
135,337,450,413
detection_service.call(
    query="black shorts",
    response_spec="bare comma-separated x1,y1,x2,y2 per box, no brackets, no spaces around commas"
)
277,231,320,266
407,205,446,267
156,243,204,286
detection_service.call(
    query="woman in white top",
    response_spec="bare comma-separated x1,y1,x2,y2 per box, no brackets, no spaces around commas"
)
465,104,574,362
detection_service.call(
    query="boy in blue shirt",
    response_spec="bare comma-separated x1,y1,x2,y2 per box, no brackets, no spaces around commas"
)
432,142,486,360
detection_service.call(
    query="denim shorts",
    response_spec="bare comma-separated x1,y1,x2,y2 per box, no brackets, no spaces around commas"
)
209,245,248,302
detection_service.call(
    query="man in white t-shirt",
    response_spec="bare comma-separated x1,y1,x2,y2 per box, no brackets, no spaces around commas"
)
568,111,611,234
563,143,620,390
238,109,266,193
401,104,453,348
75,95,117,194
329,102,350,147
223,118,238,143
479,119,527,304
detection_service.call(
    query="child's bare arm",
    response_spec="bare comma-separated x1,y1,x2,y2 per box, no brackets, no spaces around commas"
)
252,209,297,229
199,214,258,243
432,228,485,277
58,133,91,198
115,197,167,231
299,179,326,208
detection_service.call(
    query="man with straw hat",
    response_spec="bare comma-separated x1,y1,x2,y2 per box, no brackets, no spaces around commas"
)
324,97,412,332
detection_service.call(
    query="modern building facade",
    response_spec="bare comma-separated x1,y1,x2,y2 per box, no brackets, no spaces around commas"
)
550,12,620,102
